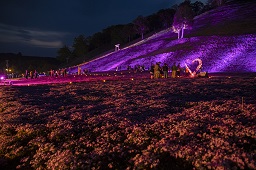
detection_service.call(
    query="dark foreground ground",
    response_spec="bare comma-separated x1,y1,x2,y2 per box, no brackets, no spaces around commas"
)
0,72,255,169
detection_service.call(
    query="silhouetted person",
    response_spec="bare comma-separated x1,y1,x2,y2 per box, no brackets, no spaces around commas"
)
162,63,169,78
171,62,177,78
177,63,181,77
34,70,38,78
154,62,161,78
25,70,29,79
30,71,34,79
150,64,154,79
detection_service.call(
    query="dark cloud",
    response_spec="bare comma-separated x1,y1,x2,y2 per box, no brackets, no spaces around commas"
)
17,30,32,41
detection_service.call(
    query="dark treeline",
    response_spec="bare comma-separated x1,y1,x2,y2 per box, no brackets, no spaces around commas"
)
0,53,60,76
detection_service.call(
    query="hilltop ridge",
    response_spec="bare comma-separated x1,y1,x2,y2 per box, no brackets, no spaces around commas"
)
69,1,256,73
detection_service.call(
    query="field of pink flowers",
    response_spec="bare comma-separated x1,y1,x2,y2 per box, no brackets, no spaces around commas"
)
0,74,255,170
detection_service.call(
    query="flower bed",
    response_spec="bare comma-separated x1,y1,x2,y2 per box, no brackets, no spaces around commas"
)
0,75,255,169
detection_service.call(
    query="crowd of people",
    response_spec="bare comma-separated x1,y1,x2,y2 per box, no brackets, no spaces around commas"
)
24,68,68,79
22,61,204,80
149,62,189,79
25,70,38,79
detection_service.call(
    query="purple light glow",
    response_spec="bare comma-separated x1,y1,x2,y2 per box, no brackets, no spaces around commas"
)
69,32,256,74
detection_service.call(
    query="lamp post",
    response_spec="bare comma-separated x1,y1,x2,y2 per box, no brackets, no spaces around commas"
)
6,60,9,79
9,69,12,78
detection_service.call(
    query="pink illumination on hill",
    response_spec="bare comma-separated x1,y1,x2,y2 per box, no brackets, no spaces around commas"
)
69,34,256,74
68,1,256,74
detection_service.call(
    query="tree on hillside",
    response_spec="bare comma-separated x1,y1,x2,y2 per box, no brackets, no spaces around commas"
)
146,14,161,32
207,0,226,7
158,9,176,29
73,35,89,59
89,32,110,50
172,0,194,39
191,1,205,16
123,23,135,42
133,16,149,40
103,25,126,45
57,45,72,63
17,52,22,57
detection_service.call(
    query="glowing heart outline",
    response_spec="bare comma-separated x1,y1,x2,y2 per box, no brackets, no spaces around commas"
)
185,58,202,77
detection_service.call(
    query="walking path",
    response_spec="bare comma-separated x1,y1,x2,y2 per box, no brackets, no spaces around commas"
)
1,72,255,86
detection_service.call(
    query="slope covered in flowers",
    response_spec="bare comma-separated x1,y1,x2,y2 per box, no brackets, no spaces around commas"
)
71,35,256,73
0,75,255,169
68,1,256,73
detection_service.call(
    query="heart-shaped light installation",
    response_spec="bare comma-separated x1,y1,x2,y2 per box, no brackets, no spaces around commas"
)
185,58,202,77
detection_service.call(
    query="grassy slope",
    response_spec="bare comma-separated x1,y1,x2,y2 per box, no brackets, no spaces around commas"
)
72,1,256,73
191,1,256,36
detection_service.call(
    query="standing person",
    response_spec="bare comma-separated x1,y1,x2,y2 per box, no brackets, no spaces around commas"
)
25,70,28,79
30,70,34,79
78,66,81,75
50,69,54,77
150,64,154,79
34,70,38,78
154,62,160,78
185,67,190,77
171,62,177,78
177,63,181,77
162,63,169,78
63,68,67,77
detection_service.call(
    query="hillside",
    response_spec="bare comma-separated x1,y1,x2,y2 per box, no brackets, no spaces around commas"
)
69,1,256,73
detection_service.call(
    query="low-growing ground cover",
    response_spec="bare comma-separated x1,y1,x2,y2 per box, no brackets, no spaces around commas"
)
0,74,255,169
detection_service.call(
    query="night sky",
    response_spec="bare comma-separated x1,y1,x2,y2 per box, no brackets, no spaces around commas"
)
0,0,206,57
